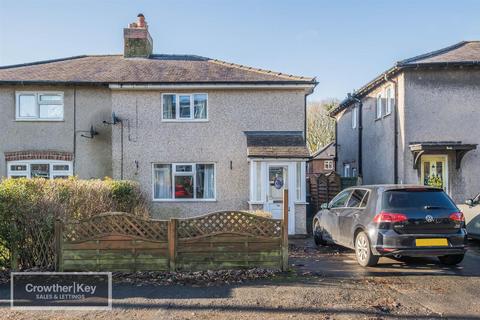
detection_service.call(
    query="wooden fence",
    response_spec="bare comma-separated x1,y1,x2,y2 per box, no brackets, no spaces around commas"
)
307,172,342,215
56,191,289,272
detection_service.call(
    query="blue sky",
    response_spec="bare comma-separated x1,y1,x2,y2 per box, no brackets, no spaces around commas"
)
1,0,479,101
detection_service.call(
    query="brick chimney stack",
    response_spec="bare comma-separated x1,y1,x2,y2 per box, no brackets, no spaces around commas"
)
123,13,153,58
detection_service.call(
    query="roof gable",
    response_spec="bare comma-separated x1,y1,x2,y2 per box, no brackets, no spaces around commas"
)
331,41,480,116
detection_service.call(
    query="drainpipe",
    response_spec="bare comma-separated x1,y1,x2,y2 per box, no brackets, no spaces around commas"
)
384,74,398,184
334,120,338,172
350,94,363,178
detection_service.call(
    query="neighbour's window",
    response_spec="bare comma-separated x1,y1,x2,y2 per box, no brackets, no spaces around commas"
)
376,93,382,119
162,93,207,121
351,106,358,129
16,92,64,121
153,163,215,200
343,164,350,177
324,160,334,170
7,160,72,179
352,168,357,177
347,189,368,207
330,190,352,208
385,86,393,115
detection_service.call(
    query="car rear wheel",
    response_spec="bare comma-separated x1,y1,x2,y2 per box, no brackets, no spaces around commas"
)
355,231,379,267
313,220,327,246
438,254,465,265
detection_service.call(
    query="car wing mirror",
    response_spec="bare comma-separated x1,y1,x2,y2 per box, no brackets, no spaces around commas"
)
321,203,329,210
465,199,474,207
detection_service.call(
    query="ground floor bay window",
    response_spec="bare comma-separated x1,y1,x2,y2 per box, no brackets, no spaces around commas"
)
7,160,73,179
153,163,215,201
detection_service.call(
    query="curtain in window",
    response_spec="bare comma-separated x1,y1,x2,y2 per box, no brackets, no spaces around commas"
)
196,164,214,199
154,164,172,199
163,95,176,119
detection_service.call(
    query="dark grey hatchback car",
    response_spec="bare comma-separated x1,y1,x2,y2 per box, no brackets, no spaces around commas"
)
313,185,467,267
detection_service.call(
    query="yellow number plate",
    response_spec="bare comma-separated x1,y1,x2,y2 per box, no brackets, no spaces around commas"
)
415,238,448,247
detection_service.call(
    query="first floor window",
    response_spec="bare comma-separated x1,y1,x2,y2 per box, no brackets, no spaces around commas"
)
376,93,382,119
16,91,64,120
351,106,358,129
7,160,72,179
324,160,334,170
385,85,394,115
153,163,215,200
162,93,208,121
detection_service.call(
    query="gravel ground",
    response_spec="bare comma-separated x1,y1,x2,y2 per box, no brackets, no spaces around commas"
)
1,238,479,320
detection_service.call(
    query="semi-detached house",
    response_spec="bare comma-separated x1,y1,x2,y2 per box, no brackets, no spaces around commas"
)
0,15,317,235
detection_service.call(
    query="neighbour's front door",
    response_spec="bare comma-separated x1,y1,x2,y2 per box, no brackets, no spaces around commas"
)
421,155,448,192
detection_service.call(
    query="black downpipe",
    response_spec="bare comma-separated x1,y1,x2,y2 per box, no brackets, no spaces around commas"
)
303,94,307,139
351,96,363,178
385,76,399,183
73,87,77,175
334,121,338,172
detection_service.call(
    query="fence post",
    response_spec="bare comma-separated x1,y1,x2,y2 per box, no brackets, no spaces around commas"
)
54,219,63,272
282,189,289,271
168,219,177,272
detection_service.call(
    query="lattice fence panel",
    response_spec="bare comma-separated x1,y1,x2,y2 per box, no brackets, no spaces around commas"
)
177,211,282,239
24,223,55,269
63,212,168,242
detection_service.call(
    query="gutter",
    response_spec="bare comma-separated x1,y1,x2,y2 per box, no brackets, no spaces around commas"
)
109,83,316,91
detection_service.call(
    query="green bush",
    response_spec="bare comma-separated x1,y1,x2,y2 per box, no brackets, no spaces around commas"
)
0,177,149,270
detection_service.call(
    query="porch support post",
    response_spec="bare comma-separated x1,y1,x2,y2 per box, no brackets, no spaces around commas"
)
282,189,289,271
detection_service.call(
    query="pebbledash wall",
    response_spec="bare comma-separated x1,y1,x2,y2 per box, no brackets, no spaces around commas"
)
0,85,112,179
110,89,306,222
335,69,480,203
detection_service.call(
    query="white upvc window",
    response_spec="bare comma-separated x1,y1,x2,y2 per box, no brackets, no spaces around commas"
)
161,93,208,121
376,93,382,119
385,85,394,115
7,160,72,179
343,164,351,177
351,106,358,129
152,162,215,201
15,91,64,121
324,160,334,170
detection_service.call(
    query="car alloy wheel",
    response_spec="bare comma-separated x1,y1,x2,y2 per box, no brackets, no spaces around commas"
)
355,231,379,267
356,233,369,262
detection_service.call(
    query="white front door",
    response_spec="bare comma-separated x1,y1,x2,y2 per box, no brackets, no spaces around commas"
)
420,155,448,192
264,163,295,234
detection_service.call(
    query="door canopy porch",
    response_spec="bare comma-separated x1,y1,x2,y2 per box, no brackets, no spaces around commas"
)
244,131,310,159
409,141,477,170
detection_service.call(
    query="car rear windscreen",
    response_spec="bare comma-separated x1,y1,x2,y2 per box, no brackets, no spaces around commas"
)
382,189,457,210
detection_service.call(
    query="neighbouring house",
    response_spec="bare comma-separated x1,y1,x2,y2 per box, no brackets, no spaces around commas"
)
0,14,316,234
331,41,479,203
307,142,335,174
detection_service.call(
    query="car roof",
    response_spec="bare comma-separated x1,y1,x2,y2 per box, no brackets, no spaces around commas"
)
344,184,442,192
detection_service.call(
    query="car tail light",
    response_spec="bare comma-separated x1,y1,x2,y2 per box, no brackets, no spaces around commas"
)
449,212,465,222
373,211,408,223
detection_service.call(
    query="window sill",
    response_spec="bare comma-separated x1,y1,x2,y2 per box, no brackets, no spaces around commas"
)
248,201,264,205
152,199,217,203
374,117,382,122
294,201,309,205
161,119,209,123
383,112,392,118
15,119,64,122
